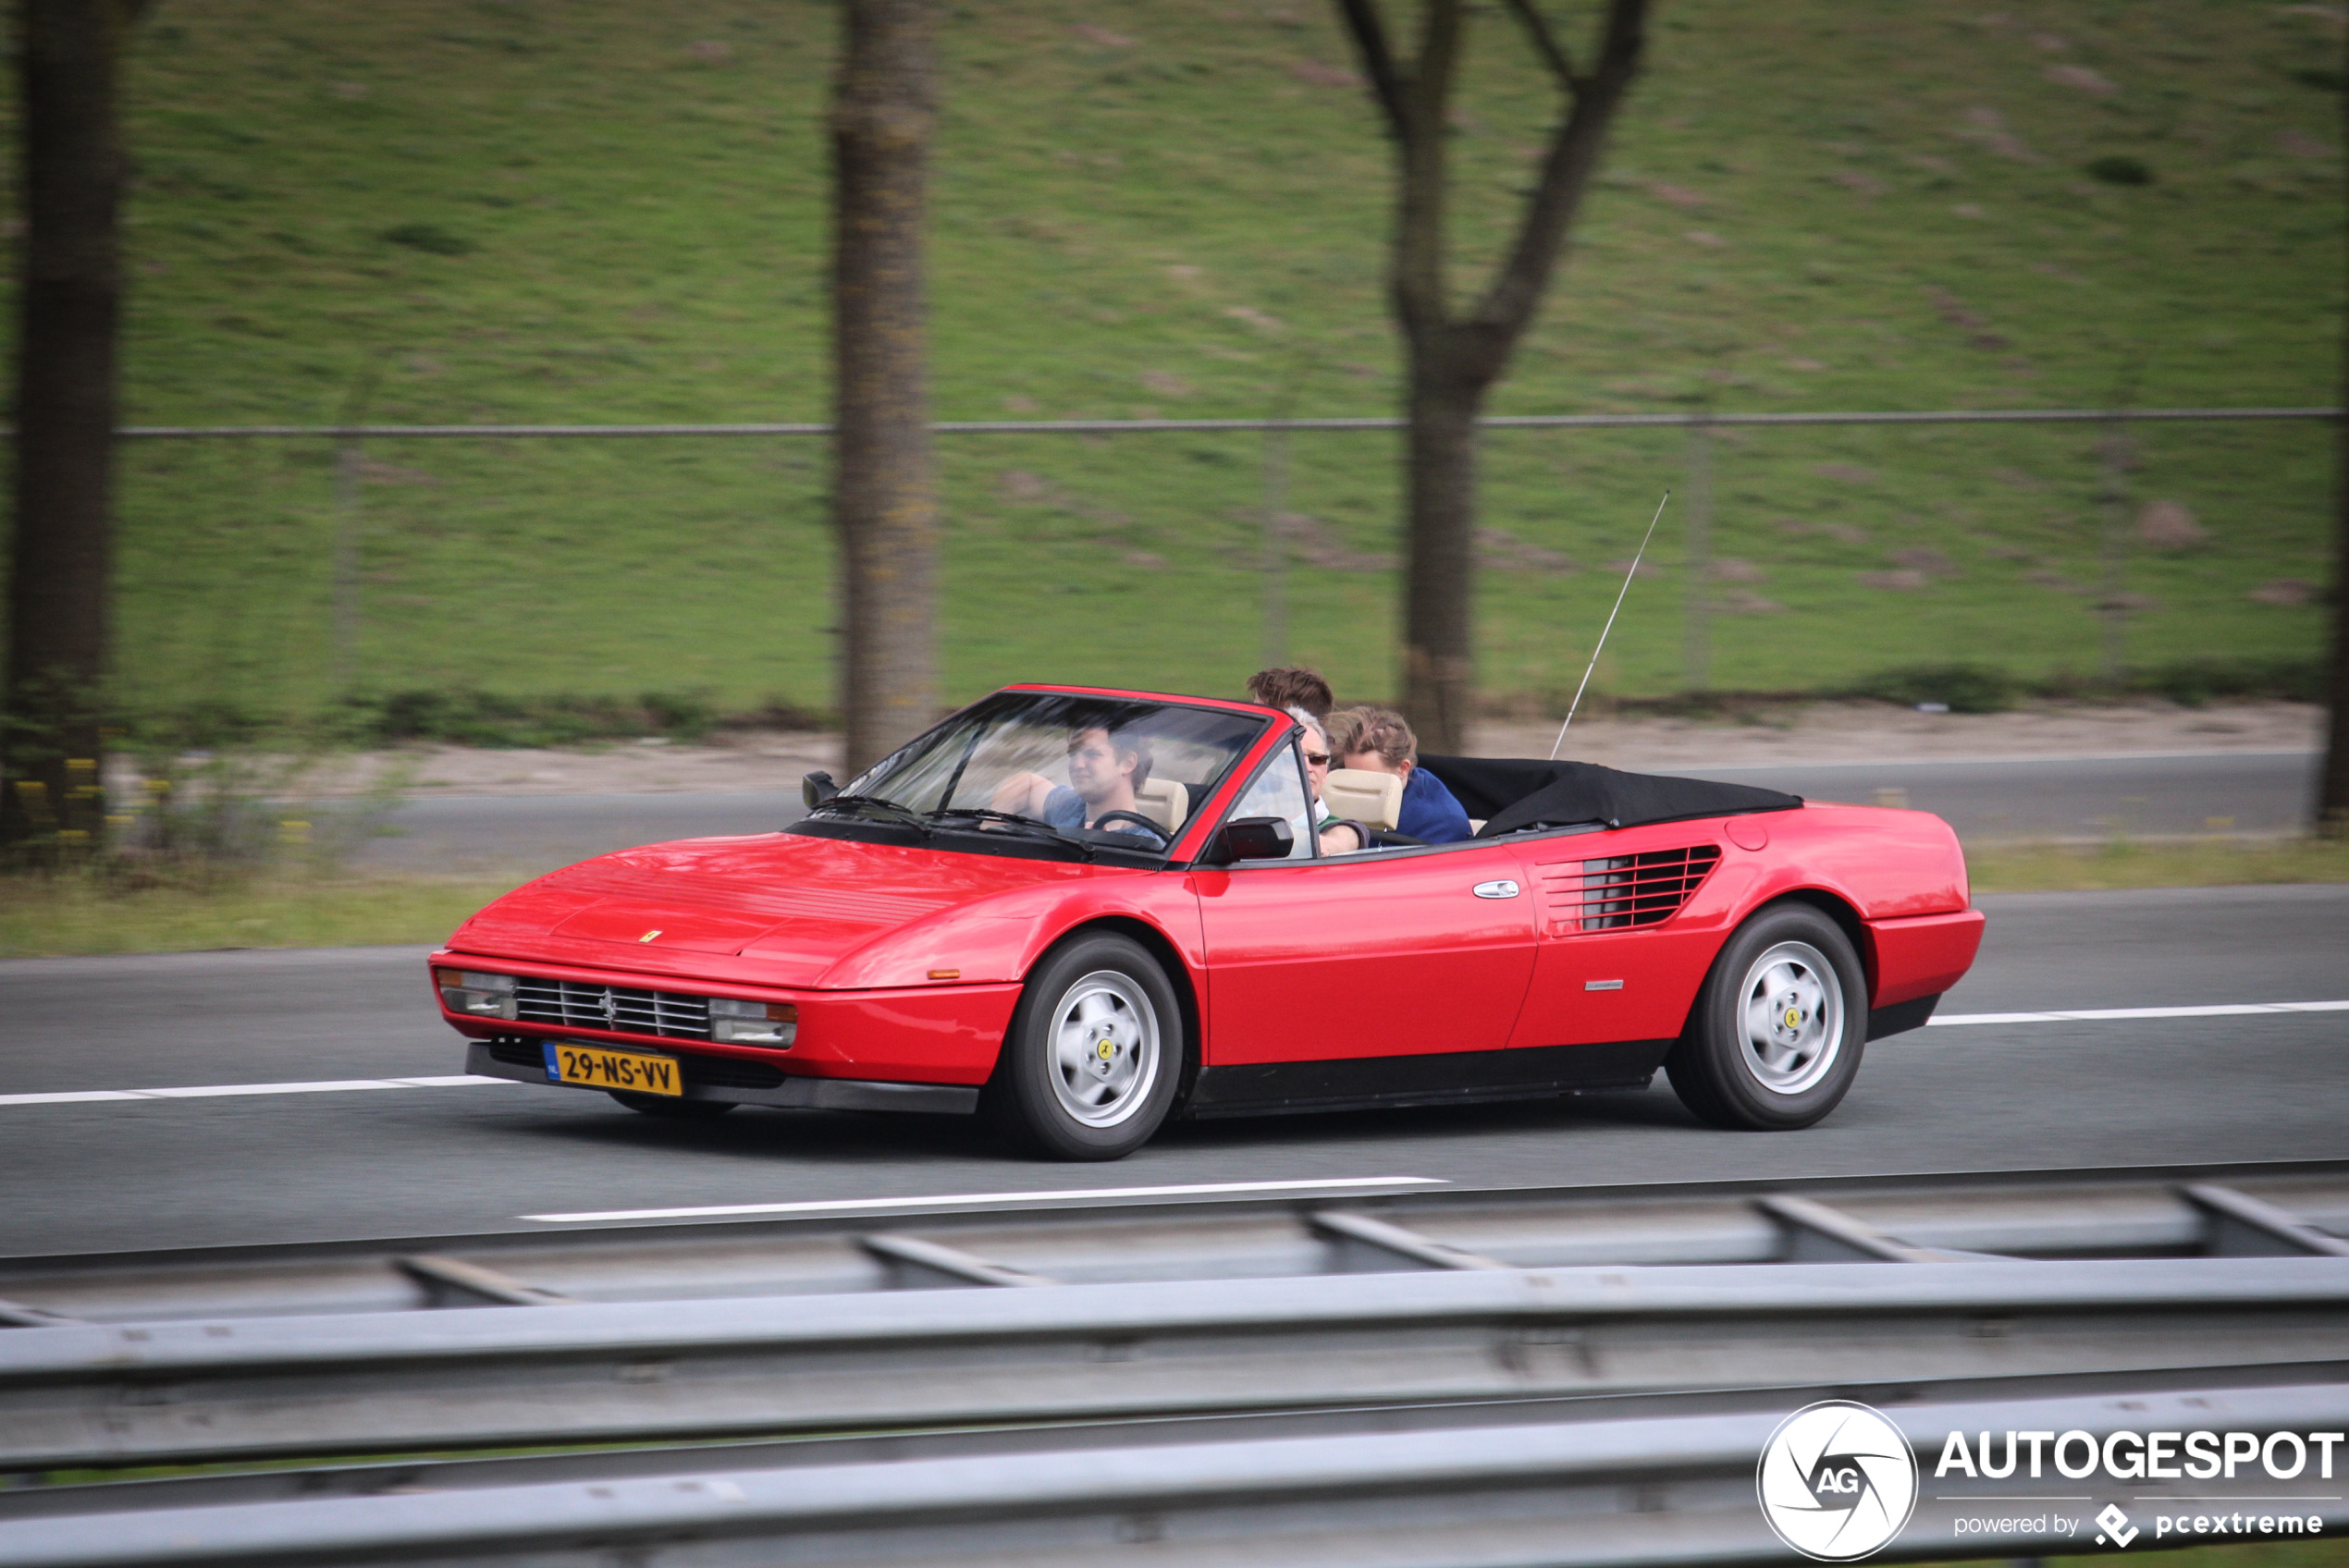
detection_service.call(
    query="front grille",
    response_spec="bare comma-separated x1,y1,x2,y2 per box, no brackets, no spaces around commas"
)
1539,844,1721,935
512,977,711,1041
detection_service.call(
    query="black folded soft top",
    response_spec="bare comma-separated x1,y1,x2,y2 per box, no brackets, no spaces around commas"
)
1418,755,1802,838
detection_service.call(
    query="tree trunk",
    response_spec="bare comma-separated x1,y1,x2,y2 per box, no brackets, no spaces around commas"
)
1334,0,1646,755
2321,15,2349,836
2,0,140,851
1400,366,1480,752
830,0,938,778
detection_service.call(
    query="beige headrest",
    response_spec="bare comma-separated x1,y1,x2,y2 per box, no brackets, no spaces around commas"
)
1323,767,1404,831
1132,777,1189,834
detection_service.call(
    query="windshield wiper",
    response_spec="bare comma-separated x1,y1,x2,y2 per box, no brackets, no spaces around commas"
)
928,807,1097,860
813,793,933,837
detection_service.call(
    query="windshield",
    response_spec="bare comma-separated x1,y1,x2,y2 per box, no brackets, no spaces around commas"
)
820,691,1273,854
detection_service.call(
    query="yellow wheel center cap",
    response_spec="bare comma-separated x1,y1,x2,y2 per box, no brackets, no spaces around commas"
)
1783,1007,1803,1031
1096,1038,1116,1060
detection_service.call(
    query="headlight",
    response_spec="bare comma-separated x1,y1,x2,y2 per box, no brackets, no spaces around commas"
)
710,996,797,1047
436,968,517,1021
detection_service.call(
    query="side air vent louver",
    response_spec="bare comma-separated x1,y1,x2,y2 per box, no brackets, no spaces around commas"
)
1538,844,1722,936
512,977,712,1041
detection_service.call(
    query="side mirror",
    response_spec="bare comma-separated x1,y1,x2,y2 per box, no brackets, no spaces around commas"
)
1206,815,1294,864
802,770,840,809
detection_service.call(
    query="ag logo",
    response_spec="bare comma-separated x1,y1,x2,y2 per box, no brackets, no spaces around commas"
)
1756,1400,1919,1561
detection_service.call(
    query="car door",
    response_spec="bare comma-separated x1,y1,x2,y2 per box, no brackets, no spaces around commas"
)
1189,741,1537,1066
1503,820,1733,1052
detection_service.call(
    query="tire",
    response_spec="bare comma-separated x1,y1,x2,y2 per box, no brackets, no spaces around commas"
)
609,1090,736,1120
989,932,1182,1160
1666,902,1866,1131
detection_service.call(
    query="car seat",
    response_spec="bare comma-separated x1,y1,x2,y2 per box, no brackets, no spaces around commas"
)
1322,767,1404,831
1133,778,1190,835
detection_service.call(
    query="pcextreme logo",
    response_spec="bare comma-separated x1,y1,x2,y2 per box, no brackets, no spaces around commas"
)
1757,1401,1922,1562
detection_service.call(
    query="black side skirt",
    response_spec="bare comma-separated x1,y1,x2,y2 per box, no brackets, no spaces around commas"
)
1865,993,1942,1041
1183,1038,1673,1121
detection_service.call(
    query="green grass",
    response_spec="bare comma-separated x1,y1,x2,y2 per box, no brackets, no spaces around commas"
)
0,872,515,959
1993,1546,2349,1568
1965,835,2349,893
3,0,2340,722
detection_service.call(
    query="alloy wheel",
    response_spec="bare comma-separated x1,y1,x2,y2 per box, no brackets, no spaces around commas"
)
1047,969,1162,1128
1736,939,1845,1096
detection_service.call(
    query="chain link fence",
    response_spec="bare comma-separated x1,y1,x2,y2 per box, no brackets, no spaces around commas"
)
93,404,2339,732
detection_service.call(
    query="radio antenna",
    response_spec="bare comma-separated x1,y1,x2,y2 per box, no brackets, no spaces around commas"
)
1550,490,1671,761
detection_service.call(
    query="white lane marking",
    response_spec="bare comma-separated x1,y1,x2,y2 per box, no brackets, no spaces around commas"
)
0,1074,510,1107
0,999,2339,1108
1931,1000,2349,1027
6,1000,2344,1109
522,1176,1451,1226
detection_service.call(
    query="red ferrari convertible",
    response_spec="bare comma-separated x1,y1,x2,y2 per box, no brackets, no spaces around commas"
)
434,684,1982,1159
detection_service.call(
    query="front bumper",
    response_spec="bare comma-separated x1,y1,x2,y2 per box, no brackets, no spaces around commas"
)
465,1039,980,1115
431,949,1022,1087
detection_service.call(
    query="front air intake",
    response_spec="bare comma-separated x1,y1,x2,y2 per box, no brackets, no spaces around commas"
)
1539,844,1722,935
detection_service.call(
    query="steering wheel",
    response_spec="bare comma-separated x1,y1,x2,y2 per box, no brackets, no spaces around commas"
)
1087,810,1173,847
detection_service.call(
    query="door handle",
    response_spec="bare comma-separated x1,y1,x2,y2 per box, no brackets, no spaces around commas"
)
1472,879,1520,899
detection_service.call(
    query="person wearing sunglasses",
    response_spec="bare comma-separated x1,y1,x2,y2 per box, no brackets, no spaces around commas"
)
1240,671,1367,854
1295,710,1374,855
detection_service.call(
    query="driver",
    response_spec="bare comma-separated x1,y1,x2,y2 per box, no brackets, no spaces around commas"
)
990,726,1161,836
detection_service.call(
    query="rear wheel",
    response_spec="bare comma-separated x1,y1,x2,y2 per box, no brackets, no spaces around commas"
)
990,932,1180,1160
609,1090,736,1120
1666,903,1866,1131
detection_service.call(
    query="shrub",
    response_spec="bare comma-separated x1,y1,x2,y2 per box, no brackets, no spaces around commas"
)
341,688,720,746
380,222,474,255
2131,656,2323,707
1852,663,2017,714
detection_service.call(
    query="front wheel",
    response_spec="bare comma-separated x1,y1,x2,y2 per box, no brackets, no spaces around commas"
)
989,932,1181,1160
1666,903,1866,1131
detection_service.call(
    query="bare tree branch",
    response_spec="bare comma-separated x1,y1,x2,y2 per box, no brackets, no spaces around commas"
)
1322,0,1648,748
1467,0,1646,344
1405,0,1467,130
1499,0,1578,92
1332,0,1408,136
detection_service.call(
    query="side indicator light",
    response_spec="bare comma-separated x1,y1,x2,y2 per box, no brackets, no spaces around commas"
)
929,969,962,980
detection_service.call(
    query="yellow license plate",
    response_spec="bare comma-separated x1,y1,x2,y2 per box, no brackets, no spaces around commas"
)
547,1042,683,1096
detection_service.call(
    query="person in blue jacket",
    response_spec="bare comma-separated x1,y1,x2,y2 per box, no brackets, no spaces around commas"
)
1324,705,1473,844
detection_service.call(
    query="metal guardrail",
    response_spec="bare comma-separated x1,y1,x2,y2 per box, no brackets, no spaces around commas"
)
3,1161,2343,1325
3,1253,2346,1468
4,1166,2344,1564
2,1379,2343,1568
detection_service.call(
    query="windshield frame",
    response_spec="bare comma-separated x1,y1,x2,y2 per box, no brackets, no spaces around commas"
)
793,686,1284,866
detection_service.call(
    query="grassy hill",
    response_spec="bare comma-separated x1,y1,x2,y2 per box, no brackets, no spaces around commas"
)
10,0,2343,729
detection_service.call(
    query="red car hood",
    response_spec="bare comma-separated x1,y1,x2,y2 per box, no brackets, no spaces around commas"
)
448,832,1117,987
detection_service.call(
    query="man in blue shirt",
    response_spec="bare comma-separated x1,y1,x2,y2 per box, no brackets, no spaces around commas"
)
990,725,1159,836
1326,706,1474,844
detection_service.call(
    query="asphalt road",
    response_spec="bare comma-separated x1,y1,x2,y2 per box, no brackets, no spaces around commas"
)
351,753,2320,872
2,885,2343,1257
